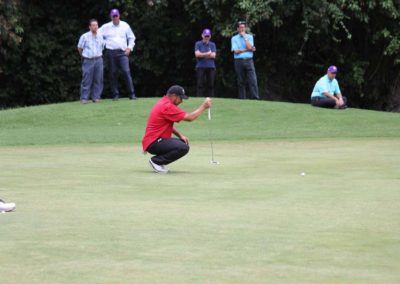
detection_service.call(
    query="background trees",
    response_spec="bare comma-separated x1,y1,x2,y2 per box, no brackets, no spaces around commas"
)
0,0,22,102
0,0,399,111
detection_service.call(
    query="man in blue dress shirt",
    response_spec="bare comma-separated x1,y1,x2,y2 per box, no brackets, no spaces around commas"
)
77,19,105,104
311,65,347,109
194,28,217,97
231,21,260,100
100,9,137,100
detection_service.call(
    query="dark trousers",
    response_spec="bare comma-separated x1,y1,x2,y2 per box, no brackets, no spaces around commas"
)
311,96,347,108
147,138,190,165
106,49,136,99
196,68,216,97
234,58,259,99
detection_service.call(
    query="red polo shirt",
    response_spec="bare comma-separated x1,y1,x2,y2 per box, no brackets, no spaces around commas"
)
142,96,187,151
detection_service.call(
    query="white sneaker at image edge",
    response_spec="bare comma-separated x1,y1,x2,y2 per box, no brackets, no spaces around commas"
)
0,200,16,212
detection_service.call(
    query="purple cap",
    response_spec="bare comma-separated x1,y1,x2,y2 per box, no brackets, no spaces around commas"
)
202,29,211,36
110,8,120,17
327,65,338,73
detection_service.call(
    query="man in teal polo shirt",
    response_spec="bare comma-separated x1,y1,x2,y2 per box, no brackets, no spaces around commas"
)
311,65,347,109
231,21,260,100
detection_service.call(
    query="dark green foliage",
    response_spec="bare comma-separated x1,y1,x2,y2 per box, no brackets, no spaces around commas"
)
0,0,22,102
0,0,399,110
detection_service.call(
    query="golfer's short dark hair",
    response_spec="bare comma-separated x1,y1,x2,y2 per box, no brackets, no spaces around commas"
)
237,21,246,28
89,18,98,25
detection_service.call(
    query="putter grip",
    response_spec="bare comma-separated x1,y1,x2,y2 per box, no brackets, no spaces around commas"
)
208,108,211,120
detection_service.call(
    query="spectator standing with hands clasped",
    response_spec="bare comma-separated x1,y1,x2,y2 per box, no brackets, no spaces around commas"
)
194,28,217,97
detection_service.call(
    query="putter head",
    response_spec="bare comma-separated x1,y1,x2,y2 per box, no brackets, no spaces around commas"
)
210,160,220,165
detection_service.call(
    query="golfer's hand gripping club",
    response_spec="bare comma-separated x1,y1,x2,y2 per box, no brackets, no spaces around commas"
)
203,97,212,109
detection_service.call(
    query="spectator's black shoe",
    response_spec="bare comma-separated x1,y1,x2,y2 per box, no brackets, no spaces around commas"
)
112,96,119,101
129,96,137,100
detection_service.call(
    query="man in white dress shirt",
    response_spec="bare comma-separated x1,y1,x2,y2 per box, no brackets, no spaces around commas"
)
100,8,137,100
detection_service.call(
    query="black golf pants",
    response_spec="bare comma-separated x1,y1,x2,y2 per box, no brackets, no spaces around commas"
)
196,68,216,97
147,138,189,165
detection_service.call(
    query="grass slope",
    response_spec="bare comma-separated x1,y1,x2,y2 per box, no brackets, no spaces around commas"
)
0,98,399,146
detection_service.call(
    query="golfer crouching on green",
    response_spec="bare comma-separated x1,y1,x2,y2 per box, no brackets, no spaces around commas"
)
142,85,212,174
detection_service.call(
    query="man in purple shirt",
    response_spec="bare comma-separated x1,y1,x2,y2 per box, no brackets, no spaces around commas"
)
194,29,217,97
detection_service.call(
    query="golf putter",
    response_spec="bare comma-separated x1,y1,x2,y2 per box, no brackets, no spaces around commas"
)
208,108,219,165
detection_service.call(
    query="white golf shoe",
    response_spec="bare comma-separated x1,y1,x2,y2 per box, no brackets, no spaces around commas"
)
0,199,16,212
149,159,169,174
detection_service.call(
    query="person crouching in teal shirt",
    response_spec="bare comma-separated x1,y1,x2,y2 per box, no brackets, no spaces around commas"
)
311,66,347,109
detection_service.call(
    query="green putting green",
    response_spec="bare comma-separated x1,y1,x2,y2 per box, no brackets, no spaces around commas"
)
0,99,399,283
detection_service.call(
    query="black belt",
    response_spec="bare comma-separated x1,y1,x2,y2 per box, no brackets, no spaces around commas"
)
235,58,253,61
82,56,102,60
